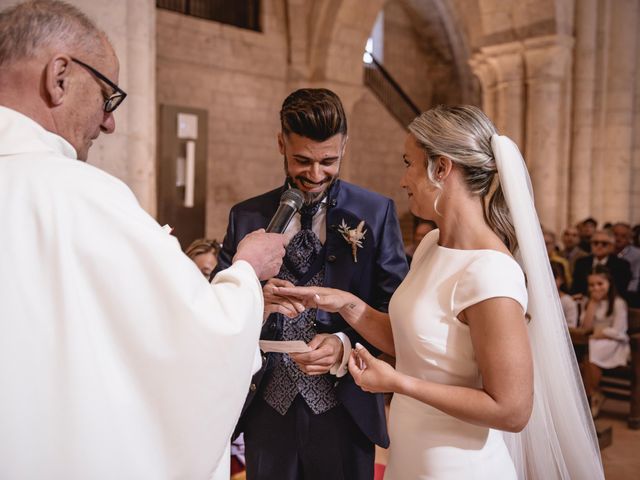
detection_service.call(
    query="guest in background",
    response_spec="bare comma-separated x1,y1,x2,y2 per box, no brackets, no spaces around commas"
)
580,266,630,417
571,230,631,300
578,218,598,253
185,238,221,278
405,218,437,264
561,226,588,272
612,222,640,307
545,230,572,289
632,224,640,247
551,261,578,328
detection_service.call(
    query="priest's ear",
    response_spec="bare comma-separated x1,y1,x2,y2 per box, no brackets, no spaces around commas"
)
44,54,72,107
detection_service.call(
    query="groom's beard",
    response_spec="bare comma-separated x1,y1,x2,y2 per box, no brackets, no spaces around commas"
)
284,159,339,206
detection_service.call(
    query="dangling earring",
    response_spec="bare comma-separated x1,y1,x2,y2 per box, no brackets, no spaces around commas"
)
433,191,443,217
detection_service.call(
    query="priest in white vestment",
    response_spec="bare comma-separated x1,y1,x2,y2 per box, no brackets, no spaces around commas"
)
0,2,287,479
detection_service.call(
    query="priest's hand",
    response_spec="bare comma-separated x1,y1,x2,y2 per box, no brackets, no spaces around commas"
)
233,229,287,281
348,343,397,393
263,278,306,321
290,333,344,375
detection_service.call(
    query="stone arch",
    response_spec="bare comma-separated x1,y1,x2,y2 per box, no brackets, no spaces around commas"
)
306,0,385,85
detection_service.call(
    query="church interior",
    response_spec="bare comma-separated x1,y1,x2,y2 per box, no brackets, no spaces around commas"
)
6,0,638,477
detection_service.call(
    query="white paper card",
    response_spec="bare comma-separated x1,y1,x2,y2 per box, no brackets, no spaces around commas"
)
259,340,311,354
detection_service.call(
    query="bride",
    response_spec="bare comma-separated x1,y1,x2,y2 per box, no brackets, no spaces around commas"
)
275,105,604,479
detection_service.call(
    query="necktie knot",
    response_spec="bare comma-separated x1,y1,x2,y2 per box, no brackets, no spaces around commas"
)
299,201,322,230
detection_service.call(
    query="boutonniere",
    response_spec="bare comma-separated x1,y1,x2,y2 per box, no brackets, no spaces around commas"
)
337,219,367,263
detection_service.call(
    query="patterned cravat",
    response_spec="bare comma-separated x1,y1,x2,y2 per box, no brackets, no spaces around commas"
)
262,200,339,415
282,201,322,278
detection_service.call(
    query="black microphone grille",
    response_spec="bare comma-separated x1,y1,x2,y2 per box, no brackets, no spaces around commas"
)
281,188,304,210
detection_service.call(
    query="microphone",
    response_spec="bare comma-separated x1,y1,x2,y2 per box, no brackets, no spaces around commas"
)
266,188,304,233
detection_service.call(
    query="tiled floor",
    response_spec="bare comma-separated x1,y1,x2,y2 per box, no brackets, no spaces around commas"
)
375,398,640,479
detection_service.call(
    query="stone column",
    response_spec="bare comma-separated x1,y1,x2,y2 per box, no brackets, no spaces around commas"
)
480,42,525,149
523,34,574,233
469,53,498,123
569,0,598,225
634,2,640,224
598,0,638,222
121,0,157,215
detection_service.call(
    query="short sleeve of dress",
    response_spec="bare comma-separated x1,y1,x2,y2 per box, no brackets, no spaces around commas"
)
452,252,528,317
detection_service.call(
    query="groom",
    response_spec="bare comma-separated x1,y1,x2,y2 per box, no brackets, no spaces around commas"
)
215,88,408,479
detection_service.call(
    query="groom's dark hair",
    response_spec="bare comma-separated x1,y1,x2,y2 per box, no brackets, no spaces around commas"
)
280,88,347,142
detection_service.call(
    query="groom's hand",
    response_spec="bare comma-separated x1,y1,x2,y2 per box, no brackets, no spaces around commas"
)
290,333,343,376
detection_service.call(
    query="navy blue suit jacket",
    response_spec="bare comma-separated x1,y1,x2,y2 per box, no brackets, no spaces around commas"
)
215,180,408,447
571,254,631,298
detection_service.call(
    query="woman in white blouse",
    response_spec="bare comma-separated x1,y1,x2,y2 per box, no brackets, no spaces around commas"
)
581,265,631,416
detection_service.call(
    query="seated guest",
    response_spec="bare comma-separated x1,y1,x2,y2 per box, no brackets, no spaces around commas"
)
579,266,630,417
185,238,221,278
571,230,631,300
551,261,578,327
612,222,640,307
405,218,437,264
544,230,572,288
561,226,588,272
578,217,598,253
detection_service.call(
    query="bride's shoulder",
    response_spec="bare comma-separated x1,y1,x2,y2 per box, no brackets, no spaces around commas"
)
412,229,440,260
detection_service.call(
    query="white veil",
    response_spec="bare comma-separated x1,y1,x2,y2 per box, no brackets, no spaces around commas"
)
491,135,604,479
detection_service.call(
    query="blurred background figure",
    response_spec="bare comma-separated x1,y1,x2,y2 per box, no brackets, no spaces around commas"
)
561,226,588,272
551,261,578,328
612,222,640,307
633,225,640,248
579,266,631,418
405,218,437,265
185,238,221,278
544,230,572,289
578,218,598,253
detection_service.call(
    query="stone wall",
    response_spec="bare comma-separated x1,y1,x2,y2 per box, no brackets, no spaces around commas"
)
156,5,289,239
381,1,435,110
349,89,411,240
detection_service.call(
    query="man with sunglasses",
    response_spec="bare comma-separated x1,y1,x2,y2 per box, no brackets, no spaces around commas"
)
571,230,632,301
0,2,287,479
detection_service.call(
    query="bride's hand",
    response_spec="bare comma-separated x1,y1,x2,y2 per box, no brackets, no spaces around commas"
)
348,343,398,393
272,286,356,314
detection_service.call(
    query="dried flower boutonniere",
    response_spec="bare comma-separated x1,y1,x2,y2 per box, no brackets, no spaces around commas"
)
337,219,367,263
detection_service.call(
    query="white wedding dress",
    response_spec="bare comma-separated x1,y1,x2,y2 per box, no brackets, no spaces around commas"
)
384,229,528,479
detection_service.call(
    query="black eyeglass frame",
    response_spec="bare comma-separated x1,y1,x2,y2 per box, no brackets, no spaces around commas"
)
71,57,127,113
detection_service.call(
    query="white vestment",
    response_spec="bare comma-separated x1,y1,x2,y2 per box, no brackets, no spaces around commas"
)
0,106,263,479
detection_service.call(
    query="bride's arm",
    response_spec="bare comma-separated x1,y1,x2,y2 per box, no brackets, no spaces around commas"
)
351,296,533,432
273,286,395,355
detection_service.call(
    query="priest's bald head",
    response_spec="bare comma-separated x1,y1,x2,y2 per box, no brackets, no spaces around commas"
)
0,0,125,160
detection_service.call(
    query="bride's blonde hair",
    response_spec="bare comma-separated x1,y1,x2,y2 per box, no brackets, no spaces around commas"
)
408,105,517,253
